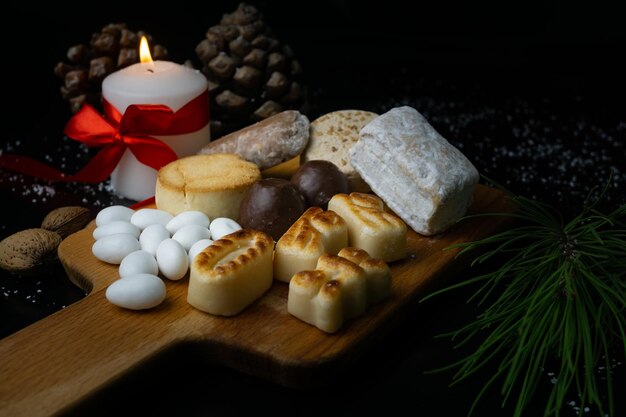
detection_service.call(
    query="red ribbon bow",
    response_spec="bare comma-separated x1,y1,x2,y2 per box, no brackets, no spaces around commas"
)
0,90,209,183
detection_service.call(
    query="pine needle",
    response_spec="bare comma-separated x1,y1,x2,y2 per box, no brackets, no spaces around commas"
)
422,178,626,417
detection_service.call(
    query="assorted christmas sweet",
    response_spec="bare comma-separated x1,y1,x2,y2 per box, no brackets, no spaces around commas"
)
43,4,478,330
273,207,348,283
288,249,392,333
79,101,479,337
351,106,479,235
198,110,310,169
303,110,378,192
238,178,306,241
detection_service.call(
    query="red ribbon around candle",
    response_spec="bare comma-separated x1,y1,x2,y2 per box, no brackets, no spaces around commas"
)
0,90,209,183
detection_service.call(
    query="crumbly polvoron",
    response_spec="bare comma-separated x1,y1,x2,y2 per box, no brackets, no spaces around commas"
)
303,110,377,192
349,106,479,235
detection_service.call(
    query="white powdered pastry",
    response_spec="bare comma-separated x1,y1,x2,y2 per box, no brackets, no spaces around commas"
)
350,106,479,235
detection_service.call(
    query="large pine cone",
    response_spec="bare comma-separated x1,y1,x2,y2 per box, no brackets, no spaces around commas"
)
195,3,308,138
54,23,169,113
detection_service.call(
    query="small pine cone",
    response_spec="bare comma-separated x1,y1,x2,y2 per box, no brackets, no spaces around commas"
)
194,2,308,138
54,23,169,113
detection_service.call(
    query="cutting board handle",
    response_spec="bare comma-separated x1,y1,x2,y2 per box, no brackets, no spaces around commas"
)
0,285,180,417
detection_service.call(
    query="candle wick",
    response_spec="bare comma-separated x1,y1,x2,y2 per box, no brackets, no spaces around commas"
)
147,69,154,73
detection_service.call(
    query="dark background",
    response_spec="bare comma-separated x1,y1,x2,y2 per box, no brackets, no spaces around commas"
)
3,0,625,208
3,0,626,127
1,1,625,416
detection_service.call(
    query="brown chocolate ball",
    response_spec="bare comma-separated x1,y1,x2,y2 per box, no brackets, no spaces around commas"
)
238,178,306,241
291,160,351,209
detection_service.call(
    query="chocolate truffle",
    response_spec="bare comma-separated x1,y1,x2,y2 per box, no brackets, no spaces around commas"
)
291,160,351,209
238,178,307,241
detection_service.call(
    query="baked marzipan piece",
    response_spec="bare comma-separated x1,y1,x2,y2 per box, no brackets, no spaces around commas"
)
328,192,407,262
287,248,392,333
288,254,365,333
273,207,348,283
187,229,273,316
338,247,391,305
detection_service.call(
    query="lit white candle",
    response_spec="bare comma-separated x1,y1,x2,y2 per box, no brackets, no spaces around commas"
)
102,37,210,201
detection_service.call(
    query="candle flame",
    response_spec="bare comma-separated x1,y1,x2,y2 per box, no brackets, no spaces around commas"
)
139,36,154,64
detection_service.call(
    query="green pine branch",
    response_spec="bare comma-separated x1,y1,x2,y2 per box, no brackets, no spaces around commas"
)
422,177,626,417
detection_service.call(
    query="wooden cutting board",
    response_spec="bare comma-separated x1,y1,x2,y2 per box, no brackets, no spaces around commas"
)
0,184,512,417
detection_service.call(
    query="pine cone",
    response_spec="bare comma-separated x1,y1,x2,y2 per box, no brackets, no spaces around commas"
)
54,23,169,113
195,3,308,138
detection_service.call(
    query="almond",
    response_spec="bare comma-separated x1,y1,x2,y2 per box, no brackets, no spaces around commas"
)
0,228,63,275
41,206,91,238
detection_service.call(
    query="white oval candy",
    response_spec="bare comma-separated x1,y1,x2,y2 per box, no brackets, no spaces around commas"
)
156,239,189,280
139,224,170,256
96,205,134,227
92,233,141,264
210,217,242,241
188,239,214,265
131,209,173,230
93,221,140,240
166,211,210,235
105,274,166,310
119,250,159,278
172,225,211,251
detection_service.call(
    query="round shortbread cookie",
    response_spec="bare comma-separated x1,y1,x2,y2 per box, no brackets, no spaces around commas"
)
302,110,377,192
156,154,261,221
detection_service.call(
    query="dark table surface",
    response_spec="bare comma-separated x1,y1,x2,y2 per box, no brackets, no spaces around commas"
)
1,1,625,416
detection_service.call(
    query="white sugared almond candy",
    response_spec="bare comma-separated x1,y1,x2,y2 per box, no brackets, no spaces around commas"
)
273,207,348,283
166,211,210,234
172,224,212,251
95,205,134,226
93,221,140,240
328,192,407,262
209,217,242,240
187,229,273,316
92,233,141,264
287,248,391,333
119,250,159,278
93,204,245,310
106,273,166,310
131,208,174,230
156,239,189,281
139,224,170,257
